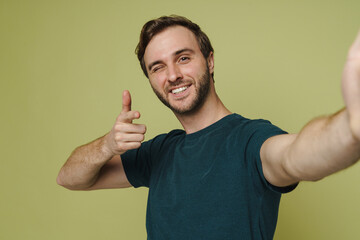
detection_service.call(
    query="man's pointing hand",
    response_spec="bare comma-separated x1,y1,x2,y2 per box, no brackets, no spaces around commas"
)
104,90,146,155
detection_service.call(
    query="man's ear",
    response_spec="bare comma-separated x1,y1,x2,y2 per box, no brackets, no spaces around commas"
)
207,52,214,74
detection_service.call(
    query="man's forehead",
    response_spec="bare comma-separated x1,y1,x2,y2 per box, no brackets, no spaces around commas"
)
144,26,200,64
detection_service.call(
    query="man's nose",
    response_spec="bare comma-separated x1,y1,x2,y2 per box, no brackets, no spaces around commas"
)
167,64,183,82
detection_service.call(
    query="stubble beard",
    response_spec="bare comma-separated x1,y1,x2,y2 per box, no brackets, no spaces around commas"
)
151,66,211,115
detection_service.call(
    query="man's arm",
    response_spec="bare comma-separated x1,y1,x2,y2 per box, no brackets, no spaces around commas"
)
56,90,146,190
261,30,360,187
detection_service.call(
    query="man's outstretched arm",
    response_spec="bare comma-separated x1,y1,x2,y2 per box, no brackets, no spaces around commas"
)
57,90,146,190
261,30,360,187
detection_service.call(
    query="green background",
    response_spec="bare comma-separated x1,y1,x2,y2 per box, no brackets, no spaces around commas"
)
1,0,359,239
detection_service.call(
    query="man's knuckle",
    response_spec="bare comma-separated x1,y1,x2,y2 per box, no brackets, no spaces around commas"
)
116,114,124,122
116,123,127,131
117,142,126,150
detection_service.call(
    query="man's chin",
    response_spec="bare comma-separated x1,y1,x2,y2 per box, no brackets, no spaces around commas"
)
168,101,203,115
167,98,194,114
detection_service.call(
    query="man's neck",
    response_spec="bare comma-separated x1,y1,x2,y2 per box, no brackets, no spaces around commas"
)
174,89,232,134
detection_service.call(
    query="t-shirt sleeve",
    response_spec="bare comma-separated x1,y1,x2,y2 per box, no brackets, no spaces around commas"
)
121,134,166,188
246,119,298,194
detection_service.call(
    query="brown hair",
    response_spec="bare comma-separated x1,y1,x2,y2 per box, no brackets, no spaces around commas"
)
135,15,214,78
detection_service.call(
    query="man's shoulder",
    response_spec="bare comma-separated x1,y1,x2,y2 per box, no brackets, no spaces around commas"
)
154,129,185,139
225,113,274,129
146,129,185,146
222,114,287,141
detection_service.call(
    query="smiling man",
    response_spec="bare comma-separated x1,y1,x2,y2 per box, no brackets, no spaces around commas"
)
57,15,360,239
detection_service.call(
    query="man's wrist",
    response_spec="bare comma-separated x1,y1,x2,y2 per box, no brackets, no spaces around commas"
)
101,133,117,158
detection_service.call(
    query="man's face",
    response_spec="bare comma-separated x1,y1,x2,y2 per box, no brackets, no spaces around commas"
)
143,26,214,115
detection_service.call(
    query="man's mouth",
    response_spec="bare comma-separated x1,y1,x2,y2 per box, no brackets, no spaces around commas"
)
171,86,189,94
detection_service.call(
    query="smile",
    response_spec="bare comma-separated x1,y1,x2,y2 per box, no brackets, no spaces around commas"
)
171,86,188,94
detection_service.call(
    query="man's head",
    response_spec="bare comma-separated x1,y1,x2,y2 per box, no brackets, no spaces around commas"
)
135,15,215,115
135,15,214,79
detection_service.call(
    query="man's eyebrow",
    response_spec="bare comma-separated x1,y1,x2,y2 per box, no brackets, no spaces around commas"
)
147,48,195,71
174,48,194,56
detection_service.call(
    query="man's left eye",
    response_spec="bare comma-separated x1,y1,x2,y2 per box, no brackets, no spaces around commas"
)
180,57,190,62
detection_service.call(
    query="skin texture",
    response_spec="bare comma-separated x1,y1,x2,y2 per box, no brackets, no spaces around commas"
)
57,26,360,191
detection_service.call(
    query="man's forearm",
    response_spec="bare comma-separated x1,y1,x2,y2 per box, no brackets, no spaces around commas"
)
287,108,360,181
288,30,360,181
57,134,114,190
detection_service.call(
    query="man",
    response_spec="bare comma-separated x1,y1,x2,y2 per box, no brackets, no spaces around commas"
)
57,15,360,239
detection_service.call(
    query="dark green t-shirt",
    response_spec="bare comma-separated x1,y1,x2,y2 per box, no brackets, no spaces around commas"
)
122,114,296,239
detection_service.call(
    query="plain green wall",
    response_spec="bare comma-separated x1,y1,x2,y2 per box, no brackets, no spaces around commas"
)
1,0,359,239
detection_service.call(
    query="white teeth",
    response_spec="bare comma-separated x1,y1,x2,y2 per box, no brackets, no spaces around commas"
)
172,86,188,94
